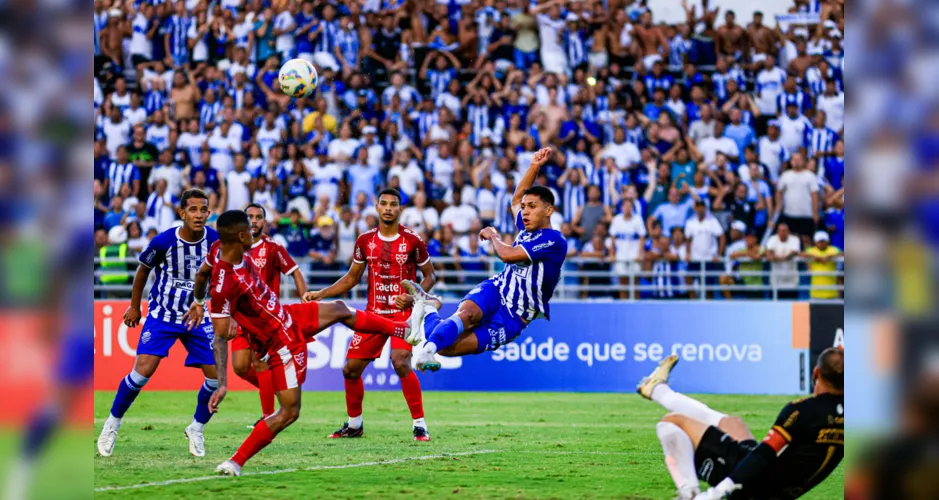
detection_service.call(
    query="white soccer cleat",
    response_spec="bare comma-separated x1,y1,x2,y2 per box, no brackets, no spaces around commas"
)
215,459,242,476
415,344,442,373
184,424,206,457
637,354,679,400
96,418,121,457
404,298,425,346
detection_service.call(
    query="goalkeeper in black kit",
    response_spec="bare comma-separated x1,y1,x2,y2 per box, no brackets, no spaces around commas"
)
635,347,844,500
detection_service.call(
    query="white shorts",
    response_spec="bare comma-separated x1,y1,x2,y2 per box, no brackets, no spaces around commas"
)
642,54,662,71
614,261,641,277
313,52,340,72
541,50,568,75
588,51,608,69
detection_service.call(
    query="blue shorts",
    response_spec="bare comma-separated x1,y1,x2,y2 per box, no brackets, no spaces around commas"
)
57,332,94,386
462,279,528,354
136,316,215,367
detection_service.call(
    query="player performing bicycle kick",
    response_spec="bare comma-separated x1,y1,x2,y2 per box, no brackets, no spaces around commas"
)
184,210,417,476
402,147,568,371
304,188,437,441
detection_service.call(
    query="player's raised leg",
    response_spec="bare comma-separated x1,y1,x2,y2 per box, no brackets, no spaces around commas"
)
312,300,412,340
97,353,159,457
637,355,753,441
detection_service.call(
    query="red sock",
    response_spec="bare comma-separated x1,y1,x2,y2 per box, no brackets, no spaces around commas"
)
239,365,260,388
400,371,424,419
352,310,408,339
257,369,276,417
344,377,364,418
231,419,275,466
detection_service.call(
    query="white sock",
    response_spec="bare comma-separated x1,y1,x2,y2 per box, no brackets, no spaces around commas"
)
189,419,205,432
423,341,438,355
105,414,122,429
424,303,438,315
348,415,363,429
651,384,726,427
413,418,427,429
656,422,701,498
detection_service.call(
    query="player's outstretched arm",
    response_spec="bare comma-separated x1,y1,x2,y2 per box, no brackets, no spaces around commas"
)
511,147,553,213
303,260,366,302
208,316,232,413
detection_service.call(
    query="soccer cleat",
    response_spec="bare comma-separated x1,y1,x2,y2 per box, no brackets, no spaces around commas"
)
96,418,120,457
184,424,206,457
401,280,442,307
413,426,430,442
246,417,265,429
637,354,680,400
415,344,441,373
215,459,241,476
327,422,364,438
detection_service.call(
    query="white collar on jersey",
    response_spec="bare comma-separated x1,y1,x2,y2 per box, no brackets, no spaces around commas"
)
175,226,207,245
377,231,401,242
251,237,265,248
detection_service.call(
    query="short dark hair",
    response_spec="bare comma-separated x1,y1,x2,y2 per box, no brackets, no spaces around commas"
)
816,347,844,391
217,210,250,242
522,186,555,206
377,188,402,204
245,202,266,219
179,188,209,209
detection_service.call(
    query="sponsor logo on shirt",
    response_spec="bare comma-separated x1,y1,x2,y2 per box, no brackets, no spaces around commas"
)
375,282,400,293
531,240,555,252
215,269,225,292
173,279,195,291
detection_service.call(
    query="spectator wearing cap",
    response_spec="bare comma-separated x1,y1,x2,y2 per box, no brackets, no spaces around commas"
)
562,13,588,74
684,199,725,299
308,215,338,280
801,230,842,299
775,151,819,246
720,224,766,299
765,222,801,300
757,119,790,181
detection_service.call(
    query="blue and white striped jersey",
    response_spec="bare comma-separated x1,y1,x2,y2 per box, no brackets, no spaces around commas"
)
138,226,219,324
493,211,567,321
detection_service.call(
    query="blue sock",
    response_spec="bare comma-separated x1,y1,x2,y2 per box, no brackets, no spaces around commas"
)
193,378,219,425
22,407,59,459
110,370,149,419
426,317,464,352
423,311,443,338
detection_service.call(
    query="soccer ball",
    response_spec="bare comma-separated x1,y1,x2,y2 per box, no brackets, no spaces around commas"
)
278,59,318,98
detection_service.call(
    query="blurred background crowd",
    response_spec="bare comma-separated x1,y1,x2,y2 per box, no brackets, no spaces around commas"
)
92,0,845,300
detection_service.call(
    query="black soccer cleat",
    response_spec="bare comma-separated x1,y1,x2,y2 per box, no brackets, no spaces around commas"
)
327,422,364,438
413,426,430,442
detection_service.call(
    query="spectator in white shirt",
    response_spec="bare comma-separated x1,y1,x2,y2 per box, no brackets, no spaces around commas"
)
439,190,478,234
757,120,789,181
123,93,148,126
778,102,810,154
401,191,440,234
387,150,424,197
273,4,297,60
684,199,726,298
102,106,132,157
532,1,568,74
602,127,642,169
145,179,177,233
223,154,253,211
754,55,787,116
815,79,844,133
327,122,360,164
765,222,801,299
149,149,184,197
774,151,820,248
608,199,647,299
697,121,741,164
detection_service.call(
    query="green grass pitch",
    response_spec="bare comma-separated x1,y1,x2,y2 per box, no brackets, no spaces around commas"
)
93,391,843,499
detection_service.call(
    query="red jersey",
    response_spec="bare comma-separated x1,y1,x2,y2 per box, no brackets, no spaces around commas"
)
353,225,429,316
208,254,303,357
205,236,297,292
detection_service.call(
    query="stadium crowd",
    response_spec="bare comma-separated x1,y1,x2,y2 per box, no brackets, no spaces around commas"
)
93,0,845,300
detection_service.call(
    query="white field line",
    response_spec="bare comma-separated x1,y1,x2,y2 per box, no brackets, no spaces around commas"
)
94,449,500,493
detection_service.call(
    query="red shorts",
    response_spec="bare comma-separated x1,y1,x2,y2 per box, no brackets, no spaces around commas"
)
231,326,250,352
346,311,412,360
261,302,322,392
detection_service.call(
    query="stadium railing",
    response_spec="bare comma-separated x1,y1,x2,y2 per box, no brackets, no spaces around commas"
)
93,256,844,302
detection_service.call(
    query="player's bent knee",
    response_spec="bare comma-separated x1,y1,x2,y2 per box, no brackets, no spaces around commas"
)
660,412,689,427
342,363,365,379
391,352,412,375
133,355,161,378
718,416,754,442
